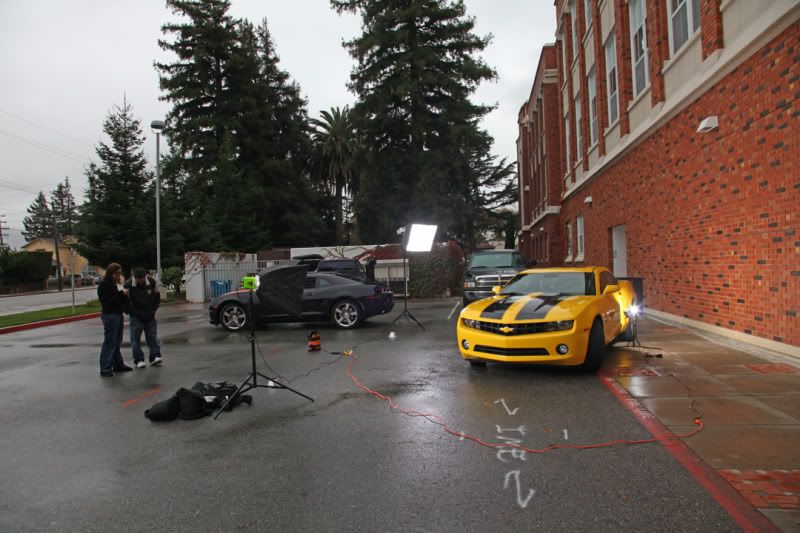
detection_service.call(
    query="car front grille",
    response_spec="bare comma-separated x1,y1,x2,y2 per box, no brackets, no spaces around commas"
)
474,345,549,356
474,274,515,289
470,320,551,336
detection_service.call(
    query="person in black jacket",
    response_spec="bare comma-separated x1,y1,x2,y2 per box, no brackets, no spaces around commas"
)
97,263,132,377
124,268,163,368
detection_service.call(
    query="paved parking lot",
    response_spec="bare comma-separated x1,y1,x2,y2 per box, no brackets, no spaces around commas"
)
0,299,791,531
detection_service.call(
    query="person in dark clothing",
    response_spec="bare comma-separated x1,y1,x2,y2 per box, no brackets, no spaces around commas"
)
124,268,163,368
97,263,132,377
366,257,376,281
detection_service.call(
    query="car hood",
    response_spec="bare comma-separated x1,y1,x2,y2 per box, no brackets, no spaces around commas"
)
461,292,595,322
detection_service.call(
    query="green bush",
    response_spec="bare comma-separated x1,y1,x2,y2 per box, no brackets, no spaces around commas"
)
0,250,52,286
408,241,464,298
161,266,184,290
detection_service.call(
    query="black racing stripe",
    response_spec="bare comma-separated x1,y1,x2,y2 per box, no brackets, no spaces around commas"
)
480,296,522,319
514,293,570,320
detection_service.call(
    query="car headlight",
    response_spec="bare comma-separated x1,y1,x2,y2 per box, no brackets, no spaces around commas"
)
542,320,574,332
461,318,478,329
464,281,476,289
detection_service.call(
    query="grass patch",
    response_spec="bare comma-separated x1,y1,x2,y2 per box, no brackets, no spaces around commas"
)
0,303,102,329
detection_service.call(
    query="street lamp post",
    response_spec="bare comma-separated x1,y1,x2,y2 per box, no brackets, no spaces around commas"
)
150,120,165,284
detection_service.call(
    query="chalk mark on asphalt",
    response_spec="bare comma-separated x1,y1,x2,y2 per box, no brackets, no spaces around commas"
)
494,398,519,415
504,470,535,509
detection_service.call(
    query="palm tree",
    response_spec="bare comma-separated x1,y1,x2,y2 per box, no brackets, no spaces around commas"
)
310,106,359,244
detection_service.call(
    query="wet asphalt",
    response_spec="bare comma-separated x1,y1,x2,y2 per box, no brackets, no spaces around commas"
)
0,300,737,532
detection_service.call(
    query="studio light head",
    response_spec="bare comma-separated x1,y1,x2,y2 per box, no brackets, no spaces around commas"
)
405,224,437,252
242,275,260,290
626,304,641,318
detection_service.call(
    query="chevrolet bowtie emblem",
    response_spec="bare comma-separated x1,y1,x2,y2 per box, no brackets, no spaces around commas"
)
500,326,515,334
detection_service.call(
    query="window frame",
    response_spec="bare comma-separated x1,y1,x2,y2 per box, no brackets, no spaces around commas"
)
584,0,593,33
576,215,585,259
565,221,573,260
605,30,619,125
629,0,650,97
563,112,571,180
574,91,583,162
668,0,701,55
570,0,579,60
587,68,598,147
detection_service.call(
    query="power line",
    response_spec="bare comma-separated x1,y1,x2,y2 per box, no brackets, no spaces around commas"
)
0,129,87,164
0,107,90,147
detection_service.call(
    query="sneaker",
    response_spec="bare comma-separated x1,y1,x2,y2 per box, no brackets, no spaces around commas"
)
135,361,146,369
100,370,114,377
113,365,134,372
150,357,163,366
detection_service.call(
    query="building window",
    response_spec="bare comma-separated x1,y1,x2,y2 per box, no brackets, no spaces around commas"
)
574,92,583,161
566,222,573,260
629,0,649,97
561,35,569,82
576,216,585,258
605,31,619,124
584,0,593,31
570,0,579,60
669,0,700,54
588,68,598,147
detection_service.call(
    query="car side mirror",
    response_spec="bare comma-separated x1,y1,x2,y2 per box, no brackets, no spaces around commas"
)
492,285,502,295
603,284,619,295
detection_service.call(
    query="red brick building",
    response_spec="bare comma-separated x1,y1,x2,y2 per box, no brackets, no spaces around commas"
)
517,0,799,353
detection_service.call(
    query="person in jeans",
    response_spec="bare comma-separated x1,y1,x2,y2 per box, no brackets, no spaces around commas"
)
97,263,132,377
125,268,163,368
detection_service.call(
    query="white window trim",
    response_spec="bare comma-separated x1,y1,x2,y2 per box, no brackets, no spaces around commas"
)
565,222,573,262
605,30,619,126
588,68,598,147
576,215,585,260
563,113,571,178
574,92,583,161
629,0,650,97
668,0,701,56
570,0,579,60
584,0,593,36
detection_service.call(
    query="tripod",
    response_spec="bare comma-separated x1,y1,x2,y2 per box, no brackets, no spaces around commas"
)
624,312,661,352
383,249,424,331
214,289,314,419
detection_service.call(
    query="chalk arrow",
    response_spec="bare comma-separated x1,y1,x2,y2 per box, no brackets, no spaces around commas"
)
504,470,535,509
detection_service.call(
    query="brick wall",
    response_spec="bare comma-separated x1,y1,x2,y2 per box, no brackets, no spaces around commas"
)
558,23,800,346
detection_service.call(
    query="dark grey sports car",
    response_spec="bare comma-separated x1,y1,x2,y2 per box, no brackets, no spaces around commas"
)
208,272,394,331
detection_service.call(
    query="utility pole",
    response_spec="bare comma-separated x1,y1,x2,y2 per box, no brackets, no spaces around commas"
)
0,214,8,249
52,212,63,291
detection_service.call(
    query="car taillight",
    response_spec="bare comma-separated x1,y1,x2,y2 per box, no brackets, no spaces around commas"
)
374,285,388,294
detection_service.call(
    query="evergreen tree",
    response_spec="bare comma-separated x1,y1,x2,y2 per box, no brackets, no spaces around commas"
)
332,0,514,249
157,3,326,252
22,191,52,242
50,177,78,236
75,99,154,272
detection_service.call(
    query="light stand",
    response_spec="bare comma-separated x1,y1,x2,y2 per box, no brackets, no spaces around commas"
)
624,309,660,352
382,247,424,331
214,288,313,419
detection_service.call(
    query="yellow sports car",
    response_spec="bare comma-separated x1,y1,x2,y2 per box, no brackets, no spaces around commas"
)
456,267,638,371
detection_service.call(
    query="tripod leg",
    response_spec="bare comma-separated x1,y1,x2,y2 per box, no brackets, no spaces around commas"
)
382,310,407,332
213,374,255,419
405,311,426,331
257,372,314,402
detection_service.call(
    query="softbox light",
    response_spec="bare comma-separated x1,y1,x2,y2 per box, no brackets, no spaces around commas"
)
255,264,308,320
406,224,437,252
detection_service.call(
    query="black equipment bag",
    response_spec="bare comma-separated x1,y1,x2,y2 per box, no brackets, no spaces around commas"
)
144,395,179,421
176,387,213,420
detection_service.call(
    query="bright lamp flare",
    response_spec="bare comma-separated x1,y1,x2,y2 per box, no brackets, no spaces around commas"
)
405,224,438,252
628,304,640,317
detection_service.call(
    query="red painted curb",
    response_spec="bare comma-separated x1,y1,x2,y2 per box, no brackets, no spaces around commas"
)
0,312,101,335
598,372,778,533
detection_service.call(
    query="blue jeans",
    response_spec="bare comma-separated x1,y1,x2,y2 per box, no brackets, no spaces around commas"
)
99,313,125,372
130,315,161,363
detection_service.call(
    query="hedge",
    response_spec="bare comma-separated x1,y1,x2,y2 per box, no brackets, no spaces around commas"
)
0,250,52,286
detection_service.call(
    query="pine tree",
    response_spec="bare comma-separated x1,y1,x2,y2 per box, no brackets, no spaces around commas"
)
75,99,154,272
332,0,514,248
50,177,78,236
22,191,52,242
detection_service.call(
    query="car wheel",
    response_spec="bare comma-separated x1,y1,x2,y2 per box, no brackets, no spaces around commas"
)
331,299,362,329
220,303,247,332
579,319,605,372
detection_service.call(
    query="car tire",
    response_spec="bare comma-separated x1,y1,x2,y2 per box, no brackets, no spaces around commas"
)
219,302,248,332
331,299,362,329
579,319,606,372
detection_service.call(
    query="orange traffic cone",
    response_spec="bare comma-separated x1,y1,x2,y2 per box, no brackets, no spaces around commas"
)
307,331,321,352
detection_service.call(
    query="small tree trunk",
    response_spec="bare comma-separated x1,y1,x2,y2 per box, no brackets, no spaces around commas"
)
335,182,343,245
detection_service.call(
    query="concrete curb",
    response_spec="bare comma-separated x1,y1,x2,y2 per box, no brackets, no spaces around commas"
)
0,312,101,335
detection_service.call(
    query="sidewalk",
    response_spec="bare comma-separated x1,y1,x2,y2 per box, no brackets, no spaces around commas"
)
604,316,800,532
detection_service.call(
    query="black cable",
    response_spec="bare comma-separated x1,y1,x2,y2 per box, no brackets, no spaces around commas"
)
250,333,289,382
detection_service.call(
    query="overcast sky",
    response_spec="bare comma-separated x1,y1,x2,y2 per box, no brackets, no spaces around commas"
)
0,0,555,249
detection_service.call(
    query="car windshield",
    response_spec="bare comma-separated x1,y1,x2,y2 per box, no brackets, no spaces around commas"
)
469,252,524,269
501,272,596,296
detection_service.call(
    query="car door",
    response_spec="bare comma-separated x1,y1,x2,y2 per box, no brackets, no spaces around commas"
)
302,275,321,318
598,271,622,340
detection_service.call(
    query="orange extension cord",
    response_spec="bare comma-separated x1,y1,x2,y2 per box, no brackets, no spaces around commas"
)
343,350,704,454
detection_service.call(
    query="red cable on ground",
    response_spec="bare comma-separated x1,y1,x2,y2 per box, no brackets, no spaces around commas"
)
345,351,703,454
